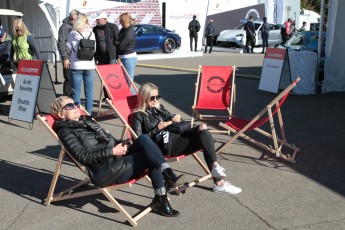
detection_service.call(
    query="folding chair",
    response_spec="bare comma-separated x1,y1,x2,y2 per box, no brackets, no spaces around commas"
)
216,77,301,163
96,65,212,194
36,110,153,227
191,65,236,133
96,63,137,117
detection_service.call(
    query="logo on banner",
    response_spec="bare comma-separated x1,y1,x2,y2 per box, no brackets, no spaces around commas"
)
206,76,225,93
106,73,122,89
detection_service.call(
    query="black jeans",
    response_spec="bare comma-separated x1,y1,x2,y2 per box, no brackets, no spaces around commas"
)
168,127,221,183
189,32,198,51
62,64,72,97
116,134,165,189
204,36,214,53
245,35,256,53
261,33,269,52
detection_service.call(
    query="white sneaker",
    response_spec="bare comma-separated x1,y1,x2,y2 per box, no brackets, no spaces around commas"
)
213,181,242,195
211,164,226,178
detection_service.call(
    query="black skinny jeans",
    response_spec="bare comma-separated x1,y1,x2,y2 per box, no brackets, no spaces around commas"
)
168,127,221,183
115,134,165,189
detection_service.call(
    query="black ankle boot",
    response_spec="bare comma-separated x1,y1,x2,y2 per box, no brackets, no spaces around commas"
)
150,194,180,217
162,168,185,188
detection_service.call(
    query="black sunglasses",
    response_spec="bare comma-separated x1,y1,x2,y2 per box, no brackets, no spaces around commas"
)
63,102,80,111
149,95,161,101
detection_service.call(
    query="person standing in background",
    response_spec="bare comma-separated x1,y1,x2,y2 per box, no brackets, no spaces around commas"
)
204,19,215,54
298,21,307,32
261,17,270,54
244,16,256,53
67,13,96,114
11,19,41,63
188,15,200,51
57,9,79,97
116,12,137,95
281,18,291,44
0,27,14,71
93,11,119,65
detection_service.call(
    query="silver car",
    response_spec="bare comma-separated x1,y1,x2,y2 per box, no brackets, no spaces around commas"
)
217,21,282,47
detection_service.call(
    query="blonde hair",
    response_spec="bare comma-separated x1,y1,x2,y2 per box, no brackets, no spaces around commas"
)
119,12,133,27
12,19,30,38
73,13,90,32
133,82,161,115
51,96,70,117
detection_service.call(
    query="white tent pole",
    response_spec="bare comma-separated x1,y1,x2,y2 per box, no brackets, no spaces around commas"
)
317,0,325,91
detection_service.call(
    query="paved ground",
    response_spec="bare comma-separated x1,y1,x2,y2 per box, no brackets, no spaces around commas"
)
1,49,345,230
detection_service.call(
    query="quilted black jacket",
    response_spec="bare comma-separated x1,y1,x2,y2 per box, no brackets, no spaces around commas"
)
54,116,130,187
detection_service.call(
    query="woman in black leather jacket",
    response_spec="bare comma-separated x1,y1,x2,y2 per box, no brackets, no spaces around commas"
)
130,83,242,195
51,96,185,217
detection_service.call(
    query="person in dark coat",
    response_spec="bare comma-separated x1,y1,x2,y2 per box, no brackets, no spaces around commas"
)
188,15,201,51
244,16,256,53
93,11,119,64
261,17,270,53
204,19,215,54
130,83,242,195
57,9,80,97
51,96,185,217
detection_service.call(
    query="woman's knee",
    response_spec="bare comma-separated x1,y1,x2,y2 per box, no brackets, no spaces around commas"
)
198,123,208,131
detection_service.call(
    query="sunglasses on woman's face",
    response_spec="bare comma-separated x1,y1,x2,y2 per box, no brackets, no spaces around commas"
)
63,102,80,111
149,95,161,101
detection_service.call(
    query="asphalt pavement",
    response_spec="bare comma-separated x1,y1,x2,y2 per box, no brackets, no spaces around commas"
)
1,48,345,230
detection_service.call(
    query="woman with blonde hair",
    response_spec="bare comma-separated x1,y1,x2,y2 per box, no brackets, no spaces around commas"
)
116,12,137,94
67,13,96,114
12,18,41,62
51,95,184,217
130,82,242,195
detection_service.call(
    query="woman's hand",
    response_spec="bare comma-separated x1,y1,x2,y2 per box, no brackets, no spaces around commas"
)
171,114,182,123
112,143,127,156
158,121,172,130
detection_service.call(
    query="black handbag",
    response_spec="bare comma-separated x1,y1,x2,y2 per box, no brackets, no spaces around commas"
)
167,121,191,134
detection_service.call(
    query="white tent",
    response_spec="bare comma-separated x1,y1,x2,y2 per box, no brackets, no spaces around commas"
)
322,0,345,93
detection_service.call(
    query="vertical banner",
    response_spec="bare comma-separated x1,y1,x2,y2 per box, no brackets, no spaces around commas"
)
9,60,43,123
259,48,286,93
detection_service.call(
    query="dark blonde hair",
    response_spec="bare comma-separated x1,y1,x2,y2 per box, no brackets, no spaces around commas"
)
119,12,133,27
51,96,71,117
12,19,30,38
133,83,160,115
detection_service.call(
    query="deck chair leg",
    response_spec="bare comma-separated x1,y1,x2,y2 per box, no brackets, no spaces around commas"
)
45,148,66,205
101,188,142,227
97,81,105,117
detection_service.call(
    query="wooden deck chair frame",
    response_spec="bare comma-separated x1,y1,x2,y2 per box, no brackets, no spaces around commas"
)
96,63,138,117
191,65,236,133
37,110,153,227
216,78,301,163
95,71,212,195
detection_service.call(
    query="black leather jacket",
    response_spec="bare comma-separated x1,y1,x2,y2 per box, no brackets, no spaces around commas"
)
130,105,173,140
54,116,130,187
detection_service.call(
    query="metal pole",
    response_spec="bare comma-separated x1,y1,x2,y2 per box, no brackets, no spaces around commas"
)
317,0,325,92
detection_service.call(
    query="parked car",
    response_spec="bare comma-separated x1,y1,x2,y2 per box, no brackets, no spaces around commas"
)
134,24,181,53
275,30,327,71
216,21,281,47
275,30,326,54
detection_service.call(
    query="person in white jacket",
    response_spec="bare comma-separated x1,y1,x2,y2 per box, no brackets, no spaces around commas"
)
67,13,96,114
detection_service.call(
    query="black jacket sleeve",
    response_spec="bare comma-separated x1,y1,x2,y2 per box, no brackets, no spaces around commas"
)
57,127,114,166
28,35,41,59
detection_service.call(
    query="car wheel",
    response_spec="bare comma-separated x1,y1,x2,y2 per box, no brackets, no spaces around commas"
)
163,37,176,53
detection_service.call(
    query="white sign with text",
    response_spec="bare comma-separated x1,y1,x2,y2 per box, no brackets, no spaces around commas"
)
9,60,43,123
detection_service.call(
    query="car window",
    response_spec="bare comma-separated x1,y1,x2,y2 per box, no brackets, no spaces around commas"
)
235,23,245,29
288,34,305,45
155,27,165,33
254,23,261,30
143,26,155,34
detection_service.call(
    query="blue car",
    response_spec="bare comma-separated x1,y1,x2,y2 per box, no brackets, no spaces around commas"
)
134,24,181,53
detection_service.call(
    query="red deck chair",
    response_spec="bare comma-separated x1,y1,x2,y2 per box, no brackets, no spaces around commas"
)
191,65,236,132
96,65,212,194
96,63,137,117
36,108,152,227
216,78,301,163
